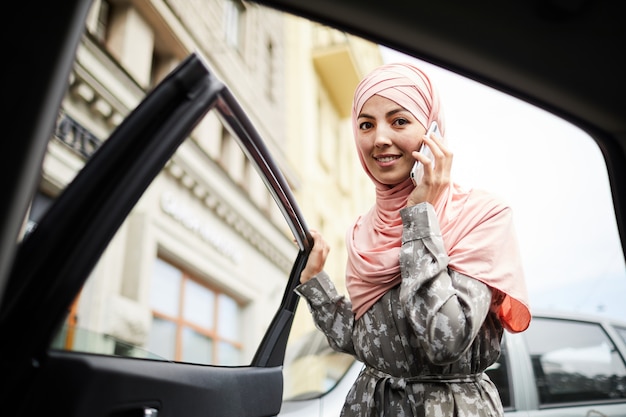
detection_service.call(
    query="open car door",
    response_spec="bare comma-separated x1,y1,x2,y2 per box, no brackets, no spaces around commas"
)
1,43,311,417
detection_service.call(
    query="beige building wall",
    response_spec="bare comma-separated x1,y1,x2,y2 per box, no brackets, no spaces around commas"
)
282,15,382,398
284,15,381,334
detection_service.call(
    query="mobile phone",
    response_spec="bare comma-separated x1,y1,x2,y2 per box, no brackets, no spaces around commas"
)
410,121,440,186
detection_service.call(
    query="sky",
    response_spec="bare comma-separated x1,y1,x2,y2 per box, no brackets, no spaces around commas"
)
381,47,626,322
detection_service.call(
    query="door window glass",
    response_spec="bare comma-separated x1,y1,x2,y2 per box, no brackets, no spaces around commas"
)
217,293,240,342
147,317,177,360
182,327,214,364
150,258,182,317
183,279,215,329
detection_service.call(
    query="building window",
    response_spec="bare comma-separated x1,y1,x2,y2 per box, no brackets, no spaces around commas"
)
224,0,246,49
90,0,111,44
147,257,243,365
150,50,178,89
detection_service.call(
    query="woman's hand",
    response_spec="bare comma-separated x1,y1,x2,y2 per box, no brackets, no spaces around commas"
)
407,130,453,207
300,229,330,284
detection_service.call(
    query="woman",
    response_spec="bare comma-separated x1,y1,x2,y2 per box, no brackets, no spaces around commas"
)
296,62,531,416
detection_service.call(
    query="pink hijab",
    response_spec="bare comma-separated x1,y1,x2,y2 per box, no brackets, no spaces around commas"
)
346,62,530,333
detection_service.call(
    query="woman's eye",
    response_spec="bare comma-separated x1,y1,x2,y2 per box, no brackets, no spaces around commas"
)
359,121,373,130
394,118,408,126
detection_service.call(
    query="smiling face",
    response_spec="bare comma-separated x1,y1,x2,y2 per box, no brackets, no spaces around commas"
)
356,94,427,186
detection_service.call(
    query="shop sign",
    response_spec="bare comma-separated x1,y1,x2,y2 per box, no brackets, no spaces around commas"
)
160,192,241,264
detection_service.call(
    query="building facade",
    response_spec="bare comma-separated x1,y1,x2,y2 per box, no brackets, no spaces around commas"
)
30,0,381,397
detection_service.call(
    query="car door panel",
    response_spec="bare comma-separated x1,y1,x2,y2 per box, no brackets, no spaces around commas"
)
23,350,283,417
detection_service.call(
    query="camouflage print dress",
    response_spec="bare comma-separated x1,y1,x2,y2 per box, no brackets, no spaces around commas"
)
295,204,505,417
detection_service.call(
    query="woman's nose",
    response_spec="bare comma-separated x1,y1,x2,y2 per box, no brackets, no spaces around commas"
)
374,126,393,146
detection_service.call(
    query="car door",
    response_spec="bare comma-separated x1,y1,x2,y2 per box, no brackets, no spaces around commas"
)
0,3,312,413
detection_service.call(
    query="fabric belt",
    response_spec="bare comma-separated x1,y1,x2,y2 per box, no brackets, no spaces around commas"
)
364,366,482,389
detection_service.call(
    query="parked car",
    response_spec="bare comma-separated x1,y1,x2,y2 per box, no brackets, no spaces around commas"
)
280,310,626,416
1,0,624,416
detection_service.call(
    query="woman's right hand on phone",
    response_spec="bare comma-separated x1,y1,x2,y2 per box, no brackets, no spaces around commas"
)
407,130,453,207
300,229,330,284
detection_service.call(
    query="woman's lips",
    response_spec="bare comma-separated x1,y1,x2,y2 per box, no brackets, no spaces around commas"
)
374,155,400,166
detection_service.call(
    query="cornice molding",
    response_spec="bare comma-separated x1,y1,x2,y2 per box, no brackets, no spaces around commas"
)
62,35,295,275
164,158,294,274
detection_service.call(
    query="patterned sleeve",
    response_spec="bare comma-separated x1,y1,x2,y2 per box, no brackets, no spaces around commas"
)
399,203,493,365
294,272,357,355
